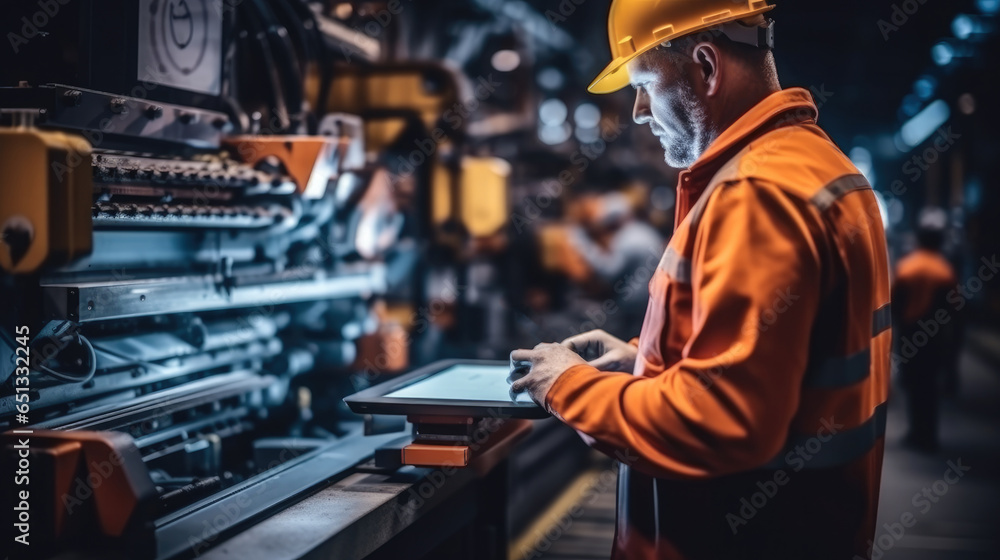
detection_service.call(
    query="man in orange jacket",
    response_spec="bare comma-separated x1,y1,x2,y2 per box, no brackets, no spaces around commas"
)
510,1,892,558
892,216,957,453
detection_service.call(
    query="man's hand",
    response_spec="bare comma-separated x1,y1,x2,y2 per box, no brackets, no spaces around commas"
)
509,343,587,409
561,329,638,373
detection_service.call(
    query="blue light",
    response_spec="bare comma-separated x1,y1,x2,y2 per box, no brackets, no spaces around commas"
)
575,126,600,144
849,146,876,188
539,123,572,145
900,99,950,148
952,14,974,39
932,42,954,66
537,68,564,91
539,99,567,126
965,179,982,209
914,76,936,100
918,207,948,230
873,191,890,230
573,103,601,129
491,50,520,72
901,94,923,117
976,0,999,15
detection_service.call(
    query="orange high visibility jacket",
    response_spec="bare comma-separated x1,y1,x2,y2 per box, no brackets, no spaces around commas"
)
546,88,892,559
893,249,957,327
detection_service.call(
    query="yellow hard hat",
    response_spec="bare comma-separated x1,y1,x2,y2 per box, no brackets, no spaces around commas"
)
589,0,776,94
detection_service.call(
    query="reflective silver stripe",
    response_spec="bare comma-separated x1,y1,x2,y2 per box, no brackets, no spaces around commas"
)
810,174,871,211
872,303,892,336
803,349,871,388
658,247,691,283
801,305,890,388
762,402,887,470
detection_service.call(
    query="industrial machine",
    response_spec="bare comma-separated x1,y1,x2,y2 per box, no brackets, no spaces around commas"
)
0,2,593,559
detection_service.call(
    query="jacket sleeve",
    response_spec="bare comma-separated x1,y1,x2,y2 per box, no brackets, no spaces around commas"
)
545,179,823,479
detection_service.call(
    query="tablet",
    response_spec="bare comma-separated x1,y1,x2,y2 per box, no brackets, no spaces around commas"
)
344,360,549,419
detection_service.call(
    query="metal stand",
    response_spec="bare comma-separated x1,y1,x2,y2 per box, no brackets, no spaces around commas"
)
364,417,531,560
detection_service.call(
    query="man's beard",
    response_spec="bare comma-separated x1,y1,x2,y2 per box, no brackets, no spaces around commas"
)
657,81,711,169
661,133,699,169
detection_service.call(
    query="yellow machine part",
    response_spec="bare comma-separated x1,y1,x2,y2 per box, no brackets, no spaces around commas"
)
0,128,93,273
325,66,459,151
432,157,510,238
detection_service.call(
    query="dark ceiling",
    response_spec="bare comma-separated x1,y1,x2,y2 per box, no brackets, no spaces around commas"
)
406,0,997,151
544,0,993,145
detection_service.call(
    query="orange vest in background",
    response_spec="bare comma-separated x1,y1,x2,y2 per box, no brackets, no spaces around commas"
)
546,88,892,559
893,249,957,327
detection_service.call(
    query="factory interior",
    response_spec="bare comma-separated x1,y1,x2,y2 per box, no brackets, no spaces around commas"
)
1,0,999,559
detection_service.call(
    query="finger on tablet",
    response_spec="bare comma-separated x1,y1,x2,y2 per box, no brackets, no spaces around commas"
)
509,348,535,364
507,370,528,384
510,375,530,394
509,385,521,402
507,364,531,384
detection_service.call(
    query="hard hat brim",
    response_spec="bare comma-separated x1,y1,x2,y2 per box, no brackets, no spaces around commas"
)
587,4,776,95
588,58,635,94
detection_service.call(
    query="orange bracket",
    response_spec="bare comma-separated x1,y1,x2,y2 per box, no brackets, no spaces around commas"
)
376,416,532,475
2,429,157,556
223,136,341,198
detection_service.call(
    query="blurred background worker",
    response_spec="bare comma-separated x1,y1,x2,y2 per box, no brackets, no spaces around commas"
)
568,191,665,339
892,209,958,453
511,1,893,558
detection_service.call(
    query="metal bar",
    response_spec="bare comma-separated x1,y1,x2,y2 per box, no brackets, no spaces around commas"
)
35,371,272,431
0,338,280,418
0,84,230,149
42,266,387,322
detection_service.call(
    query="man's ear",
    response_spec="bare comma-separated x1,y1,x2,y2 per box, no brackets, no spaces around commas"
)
691,42,721,96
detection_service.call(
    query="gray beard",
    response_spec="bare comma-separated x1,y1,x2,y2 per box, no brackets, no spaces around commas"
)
659,82,714,169
661,135,698,169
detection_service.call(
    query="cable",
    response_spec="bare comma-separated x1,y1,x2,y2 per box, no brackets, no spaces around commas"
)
237,2,291,132
252,0,305,122
34,329,97,384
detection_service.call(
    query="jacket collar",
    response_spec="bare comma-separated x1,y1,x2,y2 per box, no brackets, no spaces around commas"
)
672,88,818,227
677,87,819,189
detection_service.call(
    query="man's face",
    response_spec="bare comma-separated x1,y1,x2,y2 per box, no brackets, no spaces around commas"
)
627,50,711,169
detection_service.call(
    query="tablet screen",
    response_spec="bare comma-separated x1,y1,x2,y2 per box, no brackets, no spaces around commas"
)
385,364,534,404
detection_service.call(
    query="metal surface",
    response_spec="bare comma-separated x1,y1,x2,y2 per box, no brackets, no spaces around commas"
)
0,85,231,149
43,265,387,322
191,469,467,560
0,338,281,423
313,12,381,62
155,430,409,560
91,208,281,229
34,371,274,431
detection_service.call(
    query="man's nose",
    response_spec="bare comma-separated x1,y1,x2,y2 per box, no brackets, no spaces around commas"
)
632,90,651,125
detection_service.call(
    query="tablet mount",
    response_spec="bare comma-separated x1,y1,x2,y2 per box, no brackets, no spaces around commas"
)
372,414,532,472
